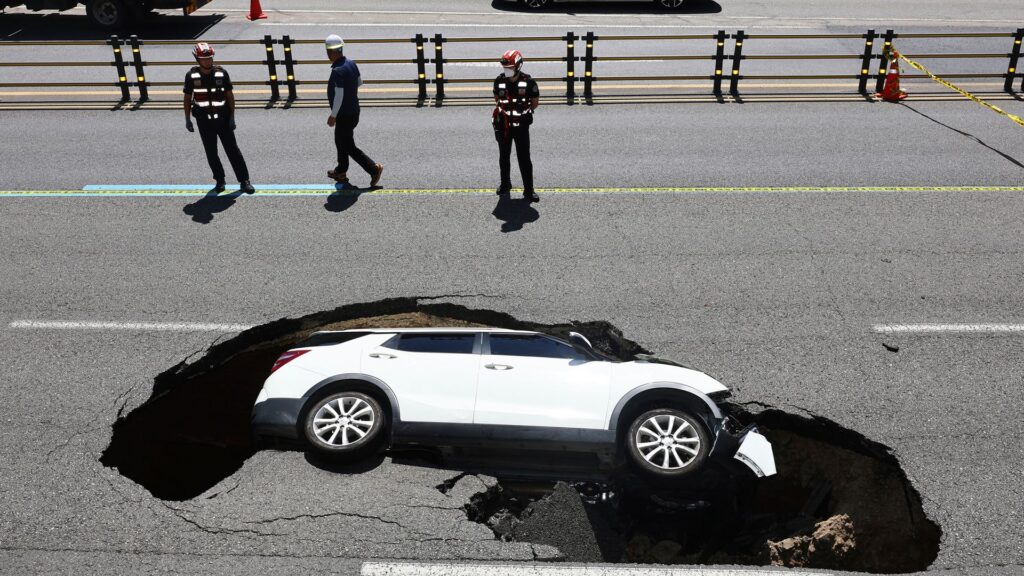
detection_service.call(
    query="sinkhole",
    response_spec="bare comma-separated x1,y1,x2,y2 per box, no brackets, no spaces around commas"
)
100,296,940,572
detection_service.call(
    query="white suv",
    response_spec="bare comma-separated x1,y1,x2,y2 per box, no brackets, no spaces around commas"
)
251,328,776,479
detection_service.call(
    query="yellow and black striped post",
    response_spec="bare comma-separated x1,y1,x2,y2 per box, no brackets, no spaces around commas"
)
281,35,297,101
729,30,745,95
414,33,428,101
858,29,876,94
432,33,445,101
712,30,726,96
108,35,130,103
565,31,576,102
262,35,280,102
128,35,147,102
875,29,895,94
1005,28,1023,93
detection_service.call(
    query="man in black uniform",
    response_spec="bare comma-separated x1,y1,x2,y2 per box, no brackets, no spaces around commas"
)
183,42,255,194
493,49,540,203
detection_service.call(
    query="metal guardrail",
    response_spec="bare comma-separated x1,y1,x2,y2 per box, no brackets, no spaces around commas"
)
0,28,1022,104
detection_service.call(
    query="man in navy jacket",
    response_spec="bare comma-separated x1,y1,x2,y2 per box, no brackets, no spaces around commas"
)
325,34,384,188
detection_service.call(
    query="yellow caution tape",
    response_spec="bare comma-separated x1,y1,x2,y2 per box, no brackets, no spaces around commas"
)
896,50,1024,128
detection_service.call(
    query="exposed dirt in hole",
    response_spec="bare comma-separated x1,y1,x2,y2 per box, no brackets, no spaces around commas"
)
459,405,940,573
100,297,940,572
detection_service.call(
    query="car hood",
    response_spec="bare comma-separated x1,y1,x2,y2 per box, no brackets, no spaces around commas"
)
613,360,729,396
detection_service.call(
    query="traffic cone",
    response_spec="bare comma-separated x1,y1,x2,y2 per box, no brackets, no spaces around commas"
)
246,0,267,20
875,48,907,102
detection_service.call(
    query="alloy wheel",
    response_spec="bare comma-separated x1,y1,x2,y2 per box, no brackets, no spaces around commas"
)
312,396,376,447
634,413,701,470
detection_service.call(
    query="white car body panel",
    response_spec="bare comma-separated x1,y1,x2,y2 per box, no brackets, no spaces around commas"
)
475,355,612,428
734,430,777,477
365,344,478,424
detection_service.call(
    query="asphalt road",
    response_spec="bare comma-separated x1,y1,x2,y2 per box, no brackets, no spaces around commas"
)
1,2,1024,576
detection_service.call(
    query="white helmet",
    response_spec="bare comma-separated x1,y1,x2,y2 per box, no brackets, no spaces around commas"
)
325,35,345,50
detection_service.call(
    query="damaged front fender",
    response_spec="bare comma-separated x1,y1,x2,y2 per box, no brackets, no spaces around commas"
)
734,429,777,477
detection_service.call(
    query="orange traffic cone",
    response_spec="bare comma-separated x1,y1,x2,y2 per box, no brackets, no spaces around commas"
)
876,48,907,102
246,0,267,20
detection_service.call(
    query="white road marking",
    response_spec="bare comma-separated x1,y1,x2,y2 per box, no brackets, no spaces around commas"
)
361,564,831,576
873,324,1024,334
260,23,815,28
9,320,253,332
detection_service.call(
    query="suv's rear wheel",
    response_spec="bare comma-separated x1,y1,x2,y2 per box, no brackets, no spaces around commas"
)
626,408,710,478
303,392,385,455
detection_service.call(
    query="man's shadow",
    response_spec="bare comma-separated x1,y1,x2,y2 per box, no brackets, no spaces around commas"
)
324,181,371,213
182,188,243,224
492,194,540,233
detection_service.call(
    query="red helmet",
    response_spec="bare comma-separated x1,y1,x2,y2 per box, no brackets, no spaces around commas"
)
500,49,523,71
192,42,215,59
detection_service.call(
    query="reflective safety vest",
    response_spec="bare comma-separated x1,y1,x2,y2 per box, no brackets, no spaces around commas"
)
186,66,230,118
494,73,539,128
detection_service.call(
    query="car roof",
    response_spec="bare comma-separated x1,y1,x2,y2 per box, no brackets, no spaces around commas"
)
314,327,539,335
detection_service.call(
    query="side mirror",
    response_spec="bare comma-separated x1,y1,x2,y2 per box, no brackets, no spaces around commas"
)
568,331,594,352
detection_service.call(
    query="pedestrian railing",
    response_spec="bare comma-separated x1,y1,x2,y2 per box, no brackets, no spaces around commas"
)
0,28,1021,106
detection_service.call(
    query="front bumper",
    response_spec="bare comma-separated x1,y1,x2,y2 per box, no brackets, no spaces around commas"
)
250,398,304,440
711,417,777,477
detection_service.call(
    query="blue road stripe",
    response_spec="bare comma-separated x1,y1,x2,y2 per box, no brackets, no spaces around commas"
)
82,184,340,191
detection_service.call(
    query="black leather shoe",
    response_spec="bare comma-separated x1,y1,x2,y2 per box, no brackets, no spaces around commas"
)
496,185,511,196
524,191,539,203
212,182,226,193
240,181,255,194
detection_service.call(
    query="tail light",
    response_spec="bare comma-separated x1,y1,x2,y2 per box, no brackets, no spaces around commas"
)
271,349,310,374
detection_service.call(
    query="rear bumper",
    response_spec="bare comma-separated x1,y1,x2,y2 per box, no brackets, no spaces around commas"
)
250,398,303,440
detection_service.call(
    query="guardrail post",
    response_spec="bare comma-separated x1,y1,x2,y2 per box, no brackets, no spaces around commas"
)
433,33,445,101
281,35,297,101
858,29,876,94
729,30,745,95
565,31,576,102
875,29,894,93
108,35,130,103
128,35,148,102
414,33,428,101
712,30,726,96
262,35,280,102
583,31,595,99
1005,28,1023,93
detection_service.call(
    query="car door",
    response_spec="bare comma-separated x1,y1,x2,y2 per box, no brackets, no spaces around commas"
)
364,332,480,424
474,334,611,429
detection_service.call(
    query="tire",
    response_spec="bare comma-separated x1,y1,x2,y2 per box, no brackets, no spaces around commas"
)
655,0,688,9
86,0,127,29
521,0,551,9
303,392,386,456
626,408,710,478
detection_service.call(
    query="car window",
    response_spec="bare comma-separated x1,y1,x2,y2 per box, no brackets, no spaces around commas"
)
393,333,476,354
489,334,583,360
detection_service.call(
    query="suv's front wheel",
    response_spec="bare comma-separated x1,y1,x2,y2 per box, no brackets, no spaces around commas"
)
303,392,385,455
626,408,710,478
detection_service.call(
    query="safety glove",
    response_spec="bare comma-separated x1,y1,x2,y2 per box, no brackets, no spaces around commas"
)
186,119,194,133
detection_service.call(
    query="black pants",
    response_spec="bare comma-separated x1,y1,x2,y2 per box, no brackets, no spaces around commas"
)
196,113,249,184
334,112,377,175
498,125,533,194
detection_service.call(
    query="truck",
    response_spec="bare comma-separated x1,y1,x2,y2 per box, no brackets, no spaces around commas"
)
1,0,214,29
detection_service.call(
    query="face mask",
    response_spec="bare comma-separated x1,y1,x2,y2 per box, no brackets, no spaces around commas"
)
503,68,516,77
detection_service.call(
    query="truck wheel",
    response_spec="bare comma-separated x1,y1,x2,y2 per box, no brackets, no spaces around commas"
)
86,0,127,29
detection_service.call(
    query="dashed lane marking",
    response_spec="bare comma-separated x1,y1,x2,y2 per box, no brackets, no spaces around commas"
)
874,324,1024,334
0,185,1023,197
8,320,253,332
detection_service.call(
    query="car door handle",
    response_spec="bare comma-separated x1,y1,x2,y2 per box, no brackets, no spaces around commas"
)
369,353,397,359
485,363,513,370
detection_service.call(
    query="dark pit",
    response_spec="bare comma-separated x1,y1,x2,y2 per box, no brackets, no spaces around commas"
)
100,297,940,572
